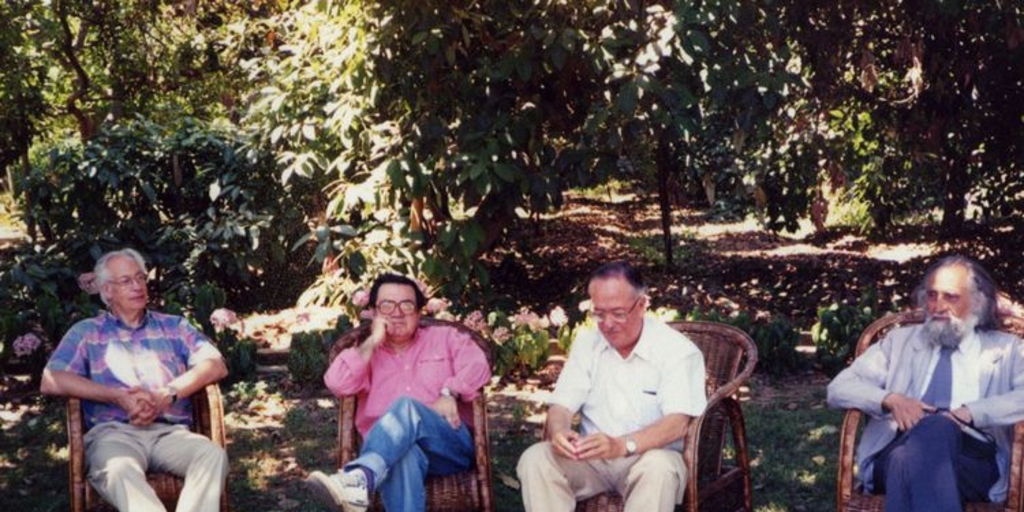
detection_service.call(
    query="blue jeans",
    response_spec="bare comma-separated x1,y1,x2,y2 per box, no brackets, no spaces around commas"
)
346,397,474,512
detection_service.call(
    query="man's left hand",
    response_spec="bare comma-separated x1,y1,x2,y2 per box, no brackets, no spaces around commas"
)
430,396,460,429
950,406,973,425
571,432,624,461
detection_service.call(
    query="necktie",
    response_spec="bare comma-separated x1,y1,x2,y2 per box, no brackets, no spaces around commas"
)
921,346,955,409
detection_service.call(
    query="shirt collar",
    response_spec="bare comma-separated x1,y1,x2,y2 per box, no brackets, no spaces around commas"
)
103,309,151,331
599,317,653,361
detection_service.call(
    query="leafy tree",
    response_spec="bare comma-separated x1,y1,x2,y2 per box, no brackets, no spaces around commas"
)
774,0,1024,234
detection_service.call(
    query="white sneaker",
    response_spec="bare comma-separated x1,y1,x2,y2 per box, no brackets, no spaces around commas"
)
304,469,370,512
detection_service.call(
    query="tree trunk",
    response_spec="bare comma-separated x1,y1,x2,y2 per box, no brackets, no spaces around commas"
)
656,138,674,268
939,154,969,235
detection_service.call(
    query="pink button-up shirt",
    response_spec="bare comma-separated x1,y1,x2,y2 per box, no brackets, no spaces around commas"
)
324,324,492,437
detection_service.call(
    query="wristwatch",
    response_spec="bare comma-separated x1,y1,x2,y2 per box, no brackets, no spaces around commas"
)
440,387,456,399
166,385,179,405
624,435,637,456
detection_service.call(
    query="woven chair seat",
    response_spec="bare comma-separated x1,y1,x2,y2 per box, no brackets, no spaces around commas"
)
835,310,1024,512
329,317,495,512
575,320,758,512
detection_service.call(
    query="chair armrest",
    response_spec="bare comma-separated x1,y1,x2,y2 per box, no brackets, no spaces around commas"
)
1007,420,1024,512
836,409,864,512
192,384,227,448
683,392,753,512
66,397,87,512
337,395,359,468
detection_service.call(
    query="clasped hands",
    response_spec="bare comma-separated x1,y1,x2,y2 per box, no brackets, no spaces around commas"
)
551,429,625,461
116,387,173,426
882,392,973,432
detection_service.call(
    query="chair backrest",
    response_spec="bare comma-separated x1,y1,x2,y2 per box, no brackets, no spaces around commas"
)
668,320,758,482
855,309,1024,356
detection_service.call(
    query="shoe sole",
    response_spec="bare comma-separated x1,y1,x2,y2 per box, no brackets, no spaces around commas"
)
305,473,347,510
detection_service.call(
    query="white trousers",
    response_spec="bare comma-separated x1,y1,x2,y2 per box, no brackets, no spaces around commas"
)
517,441,687,512
84,422,228,512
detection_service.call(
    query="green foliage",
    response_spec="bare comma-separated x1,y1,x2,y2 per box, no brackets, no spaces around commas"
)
812,290,880,377
219,329,259,387
749,315,805,377
20,117,314,310
287,331,330,389
626,231,706,269
686,307,804,376
285,313,352,388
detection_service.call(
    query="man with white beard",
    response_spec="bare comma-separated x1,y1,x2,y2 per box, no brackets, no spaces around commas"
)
828,255,1024,512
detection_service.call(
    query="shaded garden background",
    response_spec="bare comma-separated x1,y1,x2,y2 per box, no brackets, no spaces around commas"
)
2,1,1024,511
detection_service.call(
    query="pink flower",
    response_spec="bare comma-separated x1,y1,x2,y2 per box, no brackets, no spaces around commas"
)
352,290,370,308
462,310,489,333
548,306,568,327
578,300,592,313
13,333,42,357
426,297,450,314
492,326,512,344
78,273,99,295
359,309,374,320
512,309,543,330
209,308,239,332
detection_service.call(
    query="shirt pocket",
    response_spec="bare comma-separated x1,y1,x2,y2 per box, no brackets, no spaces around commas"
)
633,374,663,427
416,353,451,391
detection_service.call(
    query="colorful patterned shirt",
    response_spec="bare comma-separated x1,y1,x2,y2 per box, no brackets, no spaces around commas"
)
46,310,223,429
324,324,492,437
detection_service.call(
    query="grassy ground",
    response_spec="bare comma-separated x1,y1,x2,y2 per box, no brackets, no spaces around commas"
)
0,372,841,512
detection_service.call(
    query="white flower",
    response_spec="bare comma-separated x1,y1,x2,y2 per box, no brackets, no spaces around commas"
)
548,306,568,327
209,308,239,332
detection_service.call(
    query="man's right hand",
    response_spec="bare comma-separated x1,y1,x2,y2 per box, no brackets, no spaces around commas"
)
882,392,934,431
359,315,388,359
117,387,158,426
550,429,581,459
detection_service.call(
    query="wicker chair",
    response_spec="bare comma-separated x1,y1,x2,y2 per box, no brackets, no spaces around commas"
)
835,309,1024,512
66,384,229,512
574,320,758,512
328,317,495,512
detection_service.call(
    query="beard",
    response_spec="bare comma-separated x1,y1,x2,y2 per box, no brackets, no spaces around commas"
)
923,312,978,348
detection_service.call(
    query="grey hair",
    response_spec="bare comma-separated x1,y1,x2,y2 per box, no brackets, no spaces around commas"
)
94,248,148,306
914,255,999,331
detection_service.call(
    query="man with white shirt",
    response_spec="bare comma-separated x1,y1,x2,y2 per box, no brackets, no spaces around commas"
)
828,255,1024,511
516,261,707,512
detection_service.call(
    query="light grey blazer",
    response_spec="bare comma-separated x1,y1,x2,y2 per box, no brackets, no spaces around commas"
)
827,324,1024,502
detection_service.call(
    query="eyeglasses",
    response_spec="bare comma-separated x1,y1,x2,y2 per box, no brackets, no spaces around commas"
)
376,300,418,315
590,296,643,323
109,274,149,288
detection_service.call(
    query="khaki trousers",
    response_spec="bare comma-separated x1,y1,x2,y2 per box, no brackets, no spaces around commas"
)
84,422,228,512
517,441,687,512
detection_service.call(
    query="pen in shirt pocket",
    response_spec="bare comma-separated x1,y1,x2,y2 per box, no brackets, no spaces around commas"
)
642,390,657,396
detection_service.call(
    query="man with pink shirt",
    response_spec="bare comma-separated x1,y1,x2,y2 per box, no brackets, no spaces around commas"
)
304,273,491,512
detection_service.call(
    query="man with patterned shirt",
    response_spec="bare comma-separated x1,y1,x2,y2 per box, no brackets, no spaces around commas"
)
40,248,229,512
304,273,491,512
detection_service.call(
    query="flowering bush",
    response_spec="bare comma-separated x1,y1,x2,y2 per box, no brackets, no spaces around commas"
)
12,332,42,357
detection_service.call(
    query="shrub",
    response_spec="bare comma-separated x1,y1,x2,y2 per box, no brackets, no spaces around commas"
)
687,307,803,376
749,315,804,377
287,331,330,388
218,329,259,386
812,290,880,377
